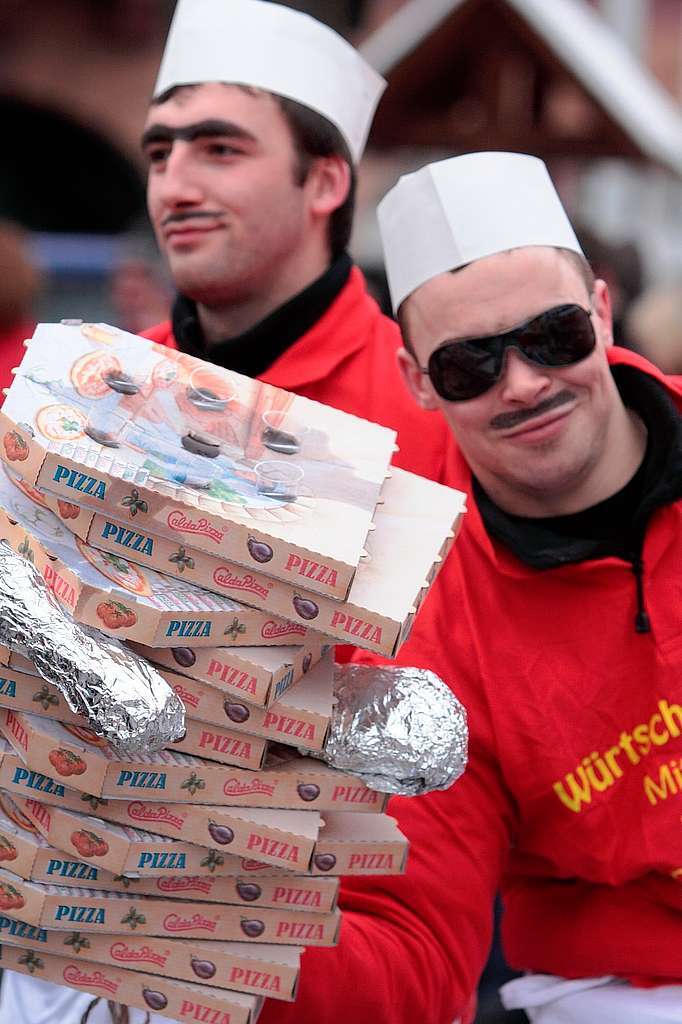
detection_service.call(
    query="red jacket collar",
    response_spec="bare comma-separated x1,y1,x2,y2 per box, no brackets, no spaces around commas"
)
141,267,382,389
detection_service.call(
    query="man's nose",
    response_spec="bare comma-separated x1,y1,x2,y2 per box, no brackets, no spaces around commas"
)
154,144,204,208
498,348,552,403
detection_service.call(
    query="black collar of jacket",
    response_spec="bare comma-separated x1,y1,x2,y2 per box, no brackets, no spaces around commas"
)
171,253,352,378
474,364,682,569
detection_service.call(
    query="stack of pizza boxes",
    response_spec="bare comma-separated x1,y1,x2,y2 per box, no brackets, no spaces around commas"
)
0,321,466,1020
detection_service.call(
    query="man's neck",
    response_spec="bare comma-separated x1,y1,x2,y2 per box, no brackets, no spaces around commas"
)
196,247,332,343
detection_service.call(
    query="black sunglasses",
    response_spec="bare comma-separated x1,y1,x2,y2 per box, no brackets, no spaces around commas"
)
416,303,596,402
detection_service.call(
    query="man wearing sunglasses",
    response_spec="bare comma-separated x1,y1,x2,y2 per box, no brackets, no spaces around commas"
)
248,153,682,1024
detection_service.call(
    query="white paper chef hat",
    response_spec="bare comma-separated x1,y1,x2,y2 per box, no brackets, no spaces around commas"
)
154,0,386,163
378,152,584,312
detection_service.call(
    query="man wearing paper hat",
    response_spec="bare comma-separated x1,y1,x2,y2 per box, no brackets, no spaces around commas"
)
328,151,680,1023
139,0,451,483
114,153,675,1024
245,154,680,1023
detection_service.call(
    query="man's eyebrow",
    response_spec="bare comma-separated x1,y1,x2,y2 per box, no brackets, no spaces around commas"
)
140,120,257,150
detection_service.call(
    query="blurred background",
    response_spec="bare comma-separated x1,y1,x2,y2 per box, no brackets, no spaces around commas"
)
1,1,682,1015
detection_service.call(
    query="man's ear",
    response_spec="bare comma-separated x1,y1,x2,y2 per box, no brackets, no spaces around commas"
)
397,346,440,410
592,278,614,349
307,155,351,219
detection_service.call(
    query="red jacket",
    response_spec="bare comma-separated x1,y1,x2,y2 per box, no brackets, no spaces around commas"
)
254,348,682,1024
141,268,450,483
0,321,33,401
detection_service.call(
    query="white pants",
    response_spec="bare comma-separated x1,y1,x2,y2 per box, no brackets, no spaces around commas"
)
0,972,179,1024
501,974,682,1023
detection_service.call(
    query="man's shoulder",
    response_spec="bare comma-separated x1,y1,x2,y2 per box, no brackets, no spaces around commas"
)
609,345,682,399
139,321,176,348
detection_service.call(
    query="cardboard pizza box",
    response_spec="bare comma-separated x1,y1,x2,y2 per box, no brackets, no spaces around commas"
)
2,321,396,598
0,737,385,812
0,470,313,649
0,868,341,945
0,710,269,795
129,634,329,708
0,647,334,760
14,794,322,873
0,798,338,912
0,921,300,1001
0,674,269,769
0,940,264,1021
49,467,465,656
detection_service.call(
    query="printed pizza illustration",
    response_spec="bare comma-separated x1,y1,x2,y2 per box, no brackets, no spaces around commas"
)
4,465,49,507
70,351,124,399
0,836,17,861
151,355,188,389
75,537,151,597
61,723,109,748
0,795,38,834
48,748,88,777
35,404,87,442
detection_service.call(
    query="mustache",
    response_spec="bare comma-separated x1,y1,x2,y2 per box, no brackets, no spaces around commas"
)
161,211,222,227
490,390,575,431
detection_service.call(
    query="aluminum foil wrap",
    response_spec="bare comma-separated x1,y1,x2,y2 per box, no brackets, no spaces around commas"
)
0,542,185,756
323,663,468,795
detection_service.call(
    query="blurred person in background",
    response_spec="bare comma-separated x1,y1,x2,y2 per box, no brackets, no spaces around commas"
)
625,281,682,374
0,221,41,398
110,248,172,336
574,224,643,348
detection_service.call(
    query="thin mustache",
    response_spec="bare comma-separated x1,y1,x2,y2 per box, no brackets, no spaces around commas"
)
490,390,575,431
162,211,222,228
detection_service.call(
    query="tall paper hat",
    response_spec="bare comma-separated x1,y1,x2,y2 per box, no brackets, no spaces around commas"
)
377,152,583,312
154,0,386,163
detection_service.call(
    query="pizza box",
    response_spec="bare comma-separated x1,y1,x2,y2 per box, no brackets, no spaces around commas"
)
163,652,334,750
3,321,396,598
0,797,338,912
0,941,264,1021
129,635,328,708
0,673,268,769
0,736,384,811
0,648,335,753
49,467,465,656
0,868,341,945
15,794,322,873
0,921,300,1000
1,792,283,878
0,470,312,649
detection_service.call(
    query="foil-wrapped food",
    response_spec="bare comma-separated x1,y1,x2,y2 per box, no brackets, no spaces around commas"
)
0,542,184,756
323,663,468,796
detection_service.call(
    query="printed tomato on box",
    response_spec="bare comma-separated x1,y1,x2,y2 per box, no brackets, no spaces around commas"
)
2,321,401,601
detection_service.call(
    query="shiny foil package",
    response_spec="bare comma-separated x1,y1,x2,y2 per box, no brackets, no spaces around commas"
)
323,664,468,796
0,542,184,756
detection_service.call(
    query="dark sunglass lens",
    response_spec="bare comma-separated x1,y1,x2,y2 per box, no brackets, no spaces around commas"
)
522,305,595,366
428,341,500,401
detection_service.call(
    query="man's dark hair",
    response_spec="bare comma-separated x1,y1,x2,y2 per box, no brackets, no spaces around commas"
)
276,96,355,260
151,84,355,259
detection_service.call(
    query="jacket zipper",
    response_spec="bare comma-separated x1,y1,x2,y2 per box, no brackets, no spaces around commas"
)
630,553,651,633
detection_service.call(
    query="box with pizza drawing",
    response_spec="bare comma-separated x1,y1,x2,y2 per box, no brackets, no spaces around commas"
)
0,469,311,649
0,921,302,1001
0,321,397,599
0,867,341,945
0,943,264,1022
